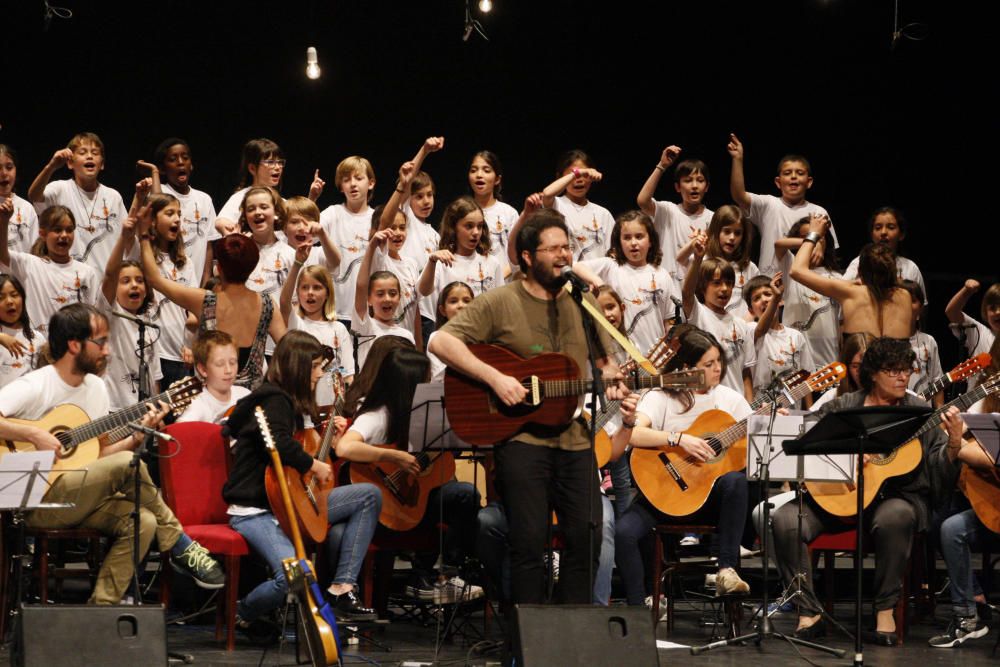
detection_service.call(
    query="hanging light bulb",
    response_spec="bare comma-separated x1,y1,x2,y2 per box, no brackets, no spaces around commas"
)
478,0,492,13
305,46,321,80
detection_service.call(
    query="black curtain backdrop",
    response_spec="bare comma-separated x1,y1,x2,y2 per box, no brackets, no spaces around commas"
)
4,0,994,368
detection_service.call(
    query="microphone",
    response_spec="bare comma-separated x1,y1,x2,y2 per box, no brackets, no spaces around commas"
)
112,310,160,329
128,422,176,442
560,266,591,293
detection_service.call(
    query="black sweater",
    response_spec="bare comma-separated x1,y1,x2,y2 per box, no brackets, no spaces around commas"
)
221,383,314,509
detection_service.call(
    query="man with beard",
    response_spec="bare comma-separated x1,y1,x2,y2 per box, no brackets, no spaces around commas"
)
429,208,628,605
0,303,223,604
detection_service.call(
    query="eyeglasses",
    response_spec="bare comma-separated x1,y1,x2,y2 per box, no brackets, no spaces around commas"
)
879,367,912,377
535,245,571,255
87,337,110,348
260,159,286,168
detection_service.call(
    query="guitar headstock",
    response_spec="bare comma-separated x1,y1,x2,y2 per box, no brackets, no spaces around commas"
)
166,376,203,415
778,369,809,394
254,406,277,451
620,335,681,376
981,371,1000,397
656,368,706,390
948,353,993,384
804,362,846,395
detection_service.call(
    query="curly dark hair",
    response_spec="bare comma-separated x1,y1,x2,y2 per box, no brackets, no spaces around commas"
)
858,337,915,392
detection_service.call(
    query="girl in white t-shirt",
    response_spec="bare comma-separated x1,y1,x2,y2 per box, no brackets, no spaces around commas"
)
0,205,101,336
574,210,678,356
540,150,614,262
0,145,39,254
841,208,926,303
468,151,518,278
703,205,759,319
352,269,415,373
215,138,286,234
0,273,44,388
361,206,422,340
280,260,356,402
419,197,503,306
426,281,474,383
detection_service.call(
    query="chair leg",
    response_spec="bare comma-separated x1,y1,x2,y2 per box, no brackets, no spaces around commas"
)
38,536,49,605
823,551,835,614
652,533,663,630
160,554,172,609
226,556,240,651
360,549,375,609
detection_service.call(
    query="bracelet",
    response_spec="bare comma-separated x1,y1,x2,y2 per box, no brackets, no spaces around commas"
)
572,167,580,177
621,420,636,429
293,259,304,267
655,164,667,172
802,232,822,245
395,187,405,193
139,233,151,241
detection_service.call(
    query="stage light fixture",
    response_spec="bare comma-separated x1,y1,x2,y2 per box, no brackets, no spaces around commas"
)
479,0,493,13
306,46,321,80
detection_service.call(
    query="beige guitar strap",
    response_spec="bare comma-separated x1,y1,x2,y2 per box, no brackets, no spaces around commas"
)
563,282,657,375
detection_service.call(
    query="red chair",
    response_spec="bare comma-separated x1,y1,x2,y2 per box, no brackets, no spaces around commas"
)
159,421,248,651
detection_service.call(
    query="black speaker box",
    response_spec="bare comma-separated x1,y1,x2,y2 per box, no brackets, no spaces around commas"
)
512,604,659,666
16,604,167,667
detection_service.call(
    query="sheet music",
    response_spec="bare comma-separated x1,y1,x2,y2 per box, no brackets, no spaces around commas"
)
0,451,56,509
748,414,853,482
409,382,480,452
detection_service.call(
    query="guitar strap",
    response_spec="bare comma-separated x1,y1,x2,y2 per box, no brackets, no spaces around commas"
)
563,283,657,375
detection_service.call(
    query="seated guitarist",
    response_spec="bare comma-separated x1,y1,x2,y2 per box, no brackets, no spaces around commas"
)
429,209,629,605
771,337,964,645
614,327,752,605
0,303,224,604
223,330,379,642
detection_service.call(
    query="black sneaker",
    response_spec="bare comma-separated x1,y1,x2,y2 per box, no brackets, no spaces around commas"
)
171,541,225,589
235,614,281,646
928,614,988,648
327,589,377,622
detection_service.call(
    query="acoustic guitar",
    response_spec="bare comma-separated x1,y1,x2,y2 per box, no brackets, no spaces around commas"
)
256,407,341,667
808,371,1000,516
918,353,991,401
630,362,844,517
444,344,704,445
350,447,456,532
0,376,202,478
959,465,1000,535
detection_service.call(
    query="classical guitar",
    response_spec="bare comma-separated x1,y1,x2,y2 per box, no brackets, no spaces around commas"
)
959,464,1000,535
256,407,341,667
591,335,680,468
445,344,705,445
0,376,202,478
918,353,991,401
350,447,456,532
808,371,1000,517
630,362,845,517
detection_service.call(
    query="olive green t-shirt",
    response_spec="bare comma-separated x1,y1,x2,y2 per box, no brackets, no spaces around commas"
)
440,281,614,451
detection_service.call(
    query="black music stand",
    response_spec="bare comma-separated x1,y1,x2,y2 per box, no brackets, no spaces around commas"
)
961,413,1000,465
782,405,931,667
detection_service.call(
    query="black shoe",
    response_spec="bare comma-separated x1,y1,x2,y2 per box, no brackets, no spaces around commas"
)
171,541,225,589
862,629,899,646
235,614,281,646
793,619,826,640
928,614,988,648
327,589,377,622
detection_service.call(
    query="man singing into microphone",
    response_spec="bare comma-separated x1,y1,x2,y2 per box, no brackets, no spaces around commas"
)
429,209,630,605
0,303,224,604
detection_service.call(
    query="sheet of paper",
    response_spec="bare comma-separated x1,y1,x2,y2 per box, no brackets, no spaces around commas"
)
0,451,56,510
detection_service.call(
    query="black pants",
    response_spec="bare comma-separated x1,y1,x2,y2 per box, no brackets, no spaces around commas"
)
771,495,915,614
494,441,600,604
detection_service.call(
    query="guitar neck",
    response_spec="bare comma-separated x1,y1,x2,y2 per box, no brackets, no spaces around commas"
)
713,378,815,451
541,371,698,399
64,386,181,447
919,374,949,401
912,383,991,441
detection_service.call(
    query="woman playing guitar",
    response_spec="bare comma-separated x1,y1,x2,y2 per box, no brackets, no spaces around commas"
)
615,326,753,605
222,330,379,643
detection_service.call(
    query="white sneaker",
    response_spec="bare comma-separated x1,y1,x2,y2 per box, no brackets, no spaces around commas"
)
679,534,700,546
433,576,484,603
645,594,668,621
704,573,717,590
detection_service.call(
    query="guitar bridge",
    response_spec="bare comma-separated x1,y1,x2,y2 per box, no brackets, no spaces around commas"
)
658,452,687,491
527,375,541,406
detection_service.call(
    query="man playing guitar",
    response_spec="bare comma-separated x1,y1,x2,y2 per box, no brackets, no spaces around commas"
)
429,209,629,605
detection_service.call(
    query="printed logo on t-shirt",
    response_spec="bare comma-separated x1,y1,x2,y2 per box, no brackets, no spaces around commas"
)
53,272,89,308
720,322,746,365
182,203,209,247
489,216,509,255
911,340,932,394
572,215,606,261
626,276,666,336
335,233,370,284
768,338,802,370
466,261,496,295
251,256,289,295
8,208,27,247
77,199,119,263
0,340,36,376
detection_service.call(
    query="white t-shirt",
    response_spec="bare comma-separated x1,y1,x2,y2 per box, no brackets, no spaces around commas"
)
349,405,413,450
429,252,503,306
781,265,844,367
747,194,837,277
399,205,441,321
553,196,615,262
177,385,251,424
637,384,752,435
426,330,447,383
100,295,163,411
950,313,995,391
727,261,760,319
371,246,421,335
217,187,249,223
908,330,943,398
0,364,109,422
350,308,415,373
6,193,39,254
752,326,814,399
247,240,297,356
688,300,756,396
147,251,198,361
482,200,519,276
162,183,218,285
2,251,101,335
40,179,128,274
288,311,355,406
651,199,713,292
577,257,676,356
0,325,45,389
321,204,373,323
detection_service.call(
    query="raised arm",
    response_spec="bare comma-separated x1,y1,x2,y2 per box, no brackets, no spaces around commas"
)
312,221,341,271
27,148,72,203
136,161,161,195
135,204,207,314
540,167,602,208
0,197,13,266
418,249,453,297
354,230,388,318
754,272,784,342
945,279,980,325
506,192,543,267
681,233,707,319
727,133,752,211
636,145,681,216
279,243,310,323
380,138,444,231
308,169,326,203
103,214,138,306
788,215,854,302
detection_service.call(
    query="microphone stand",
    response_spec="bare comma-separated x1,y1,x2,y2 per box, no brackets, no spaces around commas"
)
128,318,152,604
565,283,605,602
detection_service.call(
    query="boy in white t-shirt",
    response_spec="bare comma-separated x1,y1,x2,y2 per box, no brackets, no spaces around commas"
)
177,330,250,424
636,146,715,292
27,132,129,274
727,134,837,277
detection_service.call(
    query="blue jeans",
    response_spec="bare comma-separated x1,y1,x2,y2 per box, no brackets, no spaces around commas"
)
940,508,988,616
230,483,381,621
